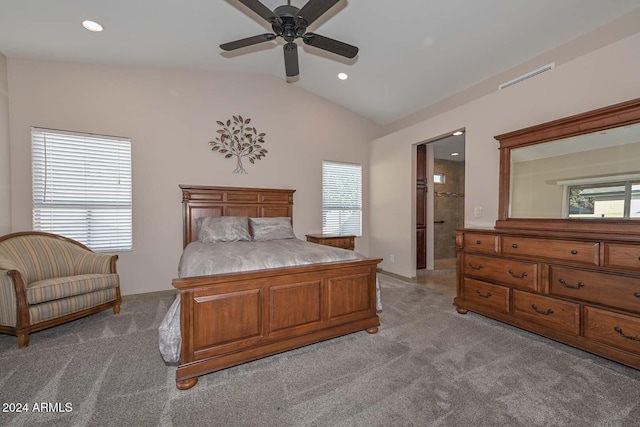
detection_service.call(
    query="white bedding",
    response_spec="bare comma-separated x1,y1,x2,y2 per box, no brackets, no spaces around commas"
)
178,238,366,277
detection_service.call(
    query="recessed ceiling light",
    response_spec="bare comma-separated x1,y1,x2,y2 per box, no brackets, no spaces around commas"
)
338,72,348,80
452,131,463,136
82,20,104,32
450,152,460,156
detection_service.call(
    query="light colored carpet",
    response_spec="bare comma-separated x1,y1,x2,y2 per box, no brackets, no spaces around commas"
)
1,272,639,426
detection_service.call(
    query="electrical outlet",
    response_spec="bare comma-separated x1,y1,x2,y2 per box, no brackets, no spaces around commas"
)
474,206,482,217
389,254,395,263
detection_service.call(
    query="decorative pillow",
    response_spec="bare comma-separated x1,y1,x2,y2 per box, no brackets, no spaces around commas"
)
249,217,296,241
196,216,251,243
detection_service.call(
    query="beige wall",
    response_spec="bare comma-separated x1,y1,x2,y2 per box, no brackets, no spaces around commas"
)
370,32,640,278
0,53,9,235
7,59,383,295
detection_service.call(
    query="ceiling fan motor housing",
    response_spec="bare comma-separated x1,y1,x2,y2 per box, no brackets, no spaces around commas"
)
273,5,306,41
273,5,299,18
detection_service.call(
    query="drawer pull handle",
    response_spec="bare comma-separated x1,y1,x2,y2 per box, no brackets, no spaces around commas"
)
476,290,492,298
614,327,640,342
531,304,554,315
468,263,483,270
559,279,585,290
635,292,640,298
571,250,578,255
511,243,518,249
476,240,482,244
508,269,528,279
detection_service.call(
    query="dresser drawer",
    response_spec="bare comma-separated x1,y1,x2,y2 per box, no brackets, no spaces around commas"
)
464,254,538,291
549,266,640,314
604,243,640,271
463,233,498,254
502,236,599,266
584,306,640,354
512,290,580,335
462,278,509,314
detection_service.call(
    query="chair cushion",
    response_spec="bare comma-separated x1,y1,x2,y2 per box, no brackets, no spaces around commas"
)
29,288,118,324
26,274,119,305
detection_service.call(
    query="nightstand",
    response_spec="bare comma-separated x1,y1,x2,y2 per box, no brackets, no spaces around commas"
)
305,234,356,251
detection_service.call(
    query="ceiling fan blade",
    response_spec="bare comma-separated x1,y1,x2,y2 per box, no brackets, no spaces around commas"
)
283,42,299,77
220,33,277,51
296,0,340,27
237,0,282,24
303,33,358,58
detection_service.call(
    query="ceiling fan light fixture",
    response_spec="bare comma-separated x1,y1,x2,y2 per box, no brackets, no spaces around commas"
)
82,20,104,32
338,72,348,80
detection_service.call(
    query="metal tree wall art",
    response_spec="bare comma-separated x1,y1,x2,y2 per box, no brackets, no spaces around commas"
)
209,115,268,174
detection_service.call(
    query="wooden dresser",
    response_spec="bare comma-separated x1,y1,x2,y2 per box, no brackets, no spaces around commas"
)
305,234,355,251
455,228,640,369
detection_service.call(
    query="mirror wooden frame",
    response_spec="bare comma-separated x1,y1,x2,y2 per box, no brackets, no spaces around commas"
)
495,97,640,234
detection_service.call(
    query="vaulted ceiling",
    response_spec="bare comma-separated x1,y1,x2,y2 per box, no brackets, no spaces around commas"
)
0,1,638,126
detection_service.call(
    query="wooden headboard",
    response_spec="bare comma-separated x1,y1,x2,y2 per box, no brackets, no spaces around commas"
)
179,185,296,248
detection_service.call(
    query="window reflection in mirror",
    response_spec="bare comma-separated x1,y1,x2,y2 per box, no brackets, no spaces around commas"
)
567,182,640,218
509,122,640,219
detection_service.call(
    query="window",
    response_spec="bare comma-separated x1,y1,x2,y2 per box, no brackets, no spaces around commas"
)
434,173,445,184
567,181,640,219
322,161,362,236
32,128,132,251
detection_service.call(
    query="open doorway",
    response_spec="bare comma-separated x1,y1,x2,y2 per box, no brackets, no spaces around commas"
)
416,131,465,271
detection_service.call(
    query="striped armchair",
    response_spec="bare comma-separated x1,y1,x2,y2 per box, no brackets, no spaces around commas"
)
0,231,121,347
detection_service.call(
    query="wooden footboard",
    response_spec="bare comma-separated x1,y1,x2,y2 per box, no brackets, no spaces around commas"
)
172,258,381,390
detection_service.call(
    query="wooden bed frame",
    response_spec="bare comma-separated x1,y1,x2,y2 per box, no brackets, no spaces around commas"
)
172,185,382,390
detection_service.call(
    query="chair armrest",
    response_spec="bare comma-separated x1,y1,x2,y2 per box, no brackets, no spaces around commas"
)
0,256,28,281
73,251,118,275
0,269,27,328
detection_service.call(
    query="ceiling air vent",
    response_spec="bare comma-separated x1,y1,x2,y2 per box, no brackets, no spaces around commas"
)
499,63,555,90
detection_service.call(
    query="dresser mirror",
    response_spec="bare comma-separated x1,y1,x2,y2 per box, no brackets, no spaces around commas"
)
495,97,640,233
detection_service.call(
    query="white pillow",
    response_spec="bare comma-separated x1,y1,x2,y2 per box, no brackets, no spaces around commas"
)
249,217,296,241
196,216,251,243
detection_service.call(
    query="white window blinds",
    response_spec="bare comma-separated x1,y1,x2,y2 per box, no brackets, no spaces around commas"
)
322,160,362,236
32,128,132,251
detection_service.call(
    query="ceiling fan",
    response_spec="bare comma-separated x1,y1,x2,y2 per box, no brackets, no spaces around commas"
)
220,0,358,77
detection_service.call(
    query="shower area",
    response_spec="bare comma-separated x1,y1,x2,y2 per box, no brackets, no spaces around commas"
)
416,132,465,271
432,158,465,269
